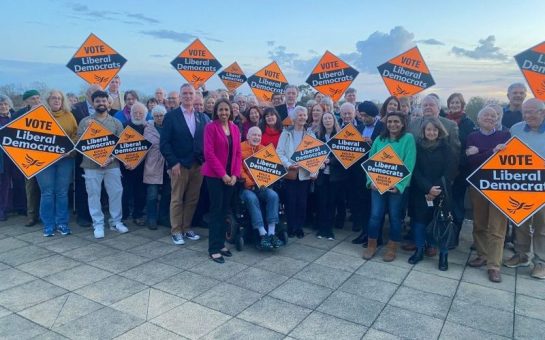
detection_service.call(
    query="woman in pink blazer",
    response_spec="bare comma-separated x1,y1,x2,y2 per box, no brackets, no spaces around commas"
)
202,99,242,263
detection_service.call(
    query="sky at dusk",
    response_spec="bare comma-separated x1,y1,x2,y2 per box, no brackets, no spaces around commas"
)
2,0,544,102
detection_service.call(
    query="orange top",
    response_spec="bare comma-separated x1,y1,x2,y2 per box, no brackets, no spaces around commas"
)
241,141,263,189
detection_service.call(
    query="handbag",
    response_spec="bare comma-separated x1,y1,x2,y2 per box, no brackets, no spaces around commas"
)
426,177,456,250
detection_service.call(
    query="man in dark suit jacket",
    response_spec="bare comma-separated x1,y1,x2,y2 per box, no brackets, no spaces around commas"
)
160,83,210,245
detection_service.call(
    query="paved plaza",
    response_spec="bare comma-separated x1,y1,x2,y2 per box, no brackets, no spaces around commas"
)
0,216,544,340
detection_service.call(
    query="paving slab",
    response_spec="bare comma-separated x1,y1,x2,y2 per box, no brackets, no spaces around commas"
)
53,307,144,340
339,274,398,303
447,298,513,337
201,317,283,340
227,266,289,294
151,301,231,339
402,270,459,297
269,278,333,309
0,313,48,340
111,288,185,320
293,263,352,289
88,252,150,273
114,322,185,340
0,268,36,291
0,279,67,312
43,264,112,290
373,305,443,340
153,271,220,300
356,260,410,284
455,281,514,312
314,251,366,273
439,321,511,340
75,275,147,306
193,282,261,316
0,245,54,266
238,296,312,334
514,314,545,340
16,254,81,278
515,294,545,322
289,311,367,340
254,255,309,276
188,258,247,280
317,290,384,326
119,260,181,285
388,286,452,319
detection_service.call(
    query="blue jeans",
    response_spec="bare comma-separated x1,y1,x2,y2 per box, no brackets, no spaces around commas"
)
240,188,279,229
413,222,448,254
35,158,73,228
367,190,404,242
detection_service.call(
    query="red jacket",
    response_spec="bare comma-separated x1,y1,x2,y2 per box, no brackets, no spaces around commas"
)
261,126,281,148
202,120,242,178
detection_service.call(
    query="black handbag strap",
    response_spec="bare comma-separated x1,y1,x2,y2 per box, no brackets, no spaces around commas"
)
439,176,453,215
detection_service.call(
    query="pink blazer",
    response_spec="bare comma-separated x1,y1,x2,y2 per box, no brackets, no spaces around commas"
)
202,120,242,178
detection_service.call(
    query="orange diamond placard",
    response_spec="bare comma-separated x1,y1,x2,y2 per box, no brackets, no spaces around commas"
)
171,38,222,89
467,137,545,226
0,105,74,178
327,124,370,169
112,126,151,169
75,120,118,167
377,46,435,97
218,62,247,93
244,144,287,188
247,62,289,102
306,51,359,102
66,33,127,90
290,134,330,174
361,145,411,194
515,41,545,100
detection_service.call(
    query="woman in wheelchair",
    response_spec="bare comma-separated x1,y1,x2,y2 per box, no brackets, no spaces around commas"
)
240,126,283,250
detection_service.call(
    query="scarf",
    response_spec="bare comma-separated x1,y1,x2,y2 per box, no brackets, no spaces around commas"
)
447,111,464,125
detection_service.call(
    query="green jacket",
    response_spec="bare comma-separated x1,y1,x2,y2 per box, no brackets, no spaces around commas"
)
366,132,416,193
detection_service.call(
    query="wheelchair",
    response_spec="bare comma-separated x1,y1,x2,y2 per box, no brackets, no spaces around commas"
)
225,180,289,251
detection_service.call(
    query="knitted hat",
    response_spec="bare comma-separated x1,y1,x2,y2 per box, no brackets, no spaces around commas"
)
357,101,379,117
22,90,40,101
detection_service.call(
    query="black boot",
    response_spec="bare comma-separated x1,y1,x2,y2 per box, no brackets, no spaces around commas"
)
439,253,448,271
408,248,424,264
352,232,367,244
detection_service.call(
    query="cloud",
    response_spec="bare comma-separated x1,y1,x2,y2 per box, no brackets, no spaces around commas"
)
267,26,419,76
417,38,445,46
46,45,77,49
266,40,275,47
126,13,160,24
140,29,223,43
344,26,416,73
150,54,169,58
140,30,197,42
451,35,508,61
68,3,160,25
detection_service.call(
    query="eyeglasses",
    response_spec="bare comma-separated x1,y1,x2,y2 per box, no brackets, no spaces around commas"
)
523,109,543,115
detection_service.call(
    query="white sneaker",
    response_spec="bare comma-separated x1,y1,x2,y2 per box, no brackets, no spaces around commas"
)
111,223,129,234
94,227,105,239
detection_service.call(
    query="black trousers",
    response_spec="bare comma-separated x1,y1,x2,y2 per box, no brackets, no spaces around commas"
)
121,165,146,219
317,174,335,237
284,178,310,233
206,177,234,254
74,154,91,221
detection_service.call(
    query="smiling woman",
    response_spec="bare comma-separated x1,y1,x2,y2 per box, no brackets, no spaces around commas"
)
202,99,242,263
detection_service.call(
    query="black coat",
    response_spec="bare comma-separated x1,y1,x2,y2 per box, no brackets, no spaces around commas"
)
410,140,455,224
457,115,476,172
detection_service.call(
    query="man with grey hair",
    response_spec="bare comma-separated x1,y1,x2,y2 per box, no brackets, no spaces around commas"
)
504,98,545,279
285,84,300,119
409,94,461,160
502,83,527,128
161,83,210,245
344,87,358,107
234,94,247,113
154,88,167,107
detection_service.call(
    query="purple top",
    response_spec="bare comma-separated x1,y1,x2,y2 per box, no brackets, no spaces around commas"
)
466,129,511,172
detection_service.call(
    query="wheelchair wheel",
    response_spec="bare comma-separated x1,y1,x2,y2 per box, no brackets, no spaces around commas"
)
236,235,244,251
225,215,237,244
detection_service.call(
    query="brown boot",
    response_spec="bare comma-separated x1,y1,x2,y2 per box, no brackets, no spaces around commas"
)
363,238,378,260
383,241,398,262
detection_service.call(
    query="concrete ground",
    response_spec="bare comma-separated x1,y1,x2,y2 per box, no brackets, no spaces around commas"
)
0,216,544,340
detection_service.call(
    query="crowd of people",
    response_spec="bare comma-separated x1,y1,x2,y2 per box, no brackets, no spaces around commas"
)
0,76,544,282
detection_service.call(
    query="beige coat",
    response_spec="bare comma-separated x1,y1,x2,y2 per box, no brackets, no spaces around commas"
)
143,121,165,184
